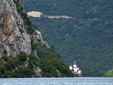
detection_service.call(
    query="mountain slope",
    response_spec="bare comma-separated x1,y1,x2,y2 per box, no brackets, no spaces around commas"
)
23,0,113,76
0,0,74,78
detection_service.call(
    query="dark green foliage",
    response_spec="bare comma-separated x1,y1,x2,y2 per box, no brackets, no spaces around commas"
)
28,54,40,67
35,42,59,58
40,57,74,77
13,67,26,77
17,51,27,62
0,51,74,77
2,56,9,62
19,29,24,33
34,42,74,77
32,43,38,51
23,0,113,76
13,67,35,77
0,53,39,78
3,50,7,55
13,0,36,34
5,61,15,70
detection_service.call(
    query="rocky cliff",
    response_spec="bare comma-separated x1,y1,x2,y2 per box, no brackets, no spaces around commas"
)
0,0,49,57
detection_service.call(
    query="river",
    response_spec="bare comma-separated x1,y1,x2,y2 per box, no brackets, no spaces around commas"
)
0,77,113,85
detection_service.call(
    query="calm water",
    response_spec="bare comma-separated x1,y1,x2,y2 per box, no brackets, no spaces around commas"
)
0,77,113,85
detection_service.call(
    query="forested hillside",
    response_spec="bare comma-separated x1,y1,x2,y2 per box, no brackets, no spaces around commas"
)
23,0,113,76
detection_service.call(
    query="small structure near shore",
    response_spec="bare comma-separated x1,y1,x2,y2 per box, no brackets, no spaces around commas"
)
69,61,82,77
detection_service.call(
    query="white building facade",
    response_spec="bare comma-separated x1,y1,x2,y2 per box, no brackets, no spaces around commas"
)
69,61,82,76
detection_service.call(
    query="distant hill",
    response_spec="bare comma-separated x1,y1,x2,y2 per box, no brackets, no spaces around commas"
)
23,0,113,76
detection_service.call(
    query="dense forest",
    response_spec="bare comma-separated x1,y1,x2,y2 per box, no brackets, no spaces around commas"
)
23,0,113,76
0,44,74,77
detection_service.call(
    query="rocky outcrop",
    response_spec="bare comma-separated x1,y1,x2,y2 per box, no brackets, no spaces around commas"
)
0,0,49,57
34,30,49,47
34,67,42,77
32,30,50,56
27,11,43,17
0,0,31,57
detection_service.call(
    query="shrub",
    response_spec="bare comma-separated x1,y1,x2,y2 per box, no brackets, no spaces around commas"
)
2,56,9,62
17,52,27,62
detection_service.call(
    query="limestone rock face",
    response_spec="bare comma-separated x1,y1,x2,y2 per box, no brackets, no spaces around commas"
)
0,0,31,57
0,0,49,57
32,30,50,56
34,67,42,77
34,30,49,48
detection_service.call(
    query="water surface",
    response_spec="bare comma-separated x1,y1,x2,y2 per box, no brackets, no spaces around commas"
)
0,77,113,85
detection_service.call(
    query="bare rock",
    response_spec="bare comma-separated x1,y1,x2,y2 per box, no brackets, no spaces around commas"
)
0,0,31,56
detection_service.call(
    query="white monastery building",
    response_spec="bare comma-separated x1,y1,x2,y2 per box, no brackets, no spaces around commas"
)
69,61,82,76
